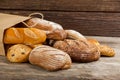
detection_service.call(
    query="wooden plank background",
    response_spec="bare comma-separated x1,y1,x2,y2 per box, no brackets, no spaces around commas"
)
0,0,120,37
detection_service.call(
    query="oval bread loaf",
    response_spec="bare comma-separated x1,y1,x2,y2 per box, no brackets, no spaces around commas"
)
4,28,46,45
29,45,72,71
7,44,32,63
53,39,100,63
47,29,67,40
26,18,63,31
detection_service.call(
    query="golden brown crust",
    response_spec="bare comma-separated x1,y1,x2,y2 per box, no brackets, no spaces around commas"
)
98,45,115,57
4,28,46,45
7,44,32,63
87,38,100,46
53,39,100,63
87,38,115,57
29,45,72,71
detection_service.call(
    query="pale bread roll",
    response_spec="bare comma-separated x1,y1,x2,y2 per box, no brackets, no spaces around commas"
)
29,45,72,71
65,30,86,40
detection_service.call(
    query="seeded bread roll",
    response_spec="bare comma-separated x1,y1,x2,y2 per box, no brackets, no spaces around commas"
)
53,39,100,63
4,28,46,45
29,45,72,71
7,44,32,63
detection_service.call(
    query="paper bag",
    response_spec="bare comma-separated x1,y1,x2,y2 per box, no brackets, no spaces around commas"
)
0,13,30,56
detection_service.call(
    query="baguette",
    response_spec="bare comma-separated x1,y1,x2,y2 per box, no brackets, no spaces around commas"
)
25,18,63,31
4,28,46,45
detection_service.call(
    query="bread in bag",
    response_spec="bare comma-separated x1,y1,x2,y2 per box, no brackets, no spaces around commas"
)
26,18,63,31
4,28,46,45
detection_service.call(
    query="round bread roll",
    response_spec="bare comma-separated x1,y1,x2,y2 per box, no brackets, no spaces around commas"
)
25,18,63,31
53,39,100,63
29,45,72,71
7,44,32,63
98,45,115,57
4,28,46,45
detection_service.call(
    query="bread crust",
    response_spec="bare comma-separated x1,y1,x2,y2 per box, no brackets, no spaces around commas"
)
29,45,71,71
53,39,100,62
7,44,32,63
4,28,46,45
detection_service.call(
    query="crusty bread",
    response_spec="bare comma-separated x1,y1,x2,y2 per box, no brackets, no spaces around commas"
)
65,30,86,40
4,28,46,45
98,45,115,57
47,29,67,40
53,39,100,63
7,44,32,63
87,38,115,57
29,45,72,71
87,38,100,46
25,18,63,31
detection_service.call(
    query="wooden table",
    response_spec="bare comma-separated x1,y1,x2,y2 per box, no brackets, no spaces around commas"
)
0,36,120,80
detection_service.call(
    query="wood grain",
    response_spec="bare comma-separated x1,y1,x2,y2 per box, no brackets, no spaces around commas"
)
0,36,120,80
0,0,120,12
1,10,120,37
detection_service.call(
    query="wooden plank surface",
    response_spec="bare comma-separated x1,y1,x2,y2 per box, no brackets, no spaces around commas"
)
0,0,120,12
0,36,120,80
1,11,120,37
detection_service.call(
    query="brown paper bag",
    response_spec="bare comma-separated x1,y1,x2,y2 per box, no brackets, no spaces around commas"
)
0,13,30,56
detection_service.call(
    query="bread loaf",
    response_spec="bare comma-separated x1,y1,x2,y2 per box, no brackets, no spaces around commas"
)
7,44,32,63
98,45,115,57
87,38,115,57
47,29,67,40
53,39,100,62
4,28,46,45
25,18,63,31
29,45,72,71
65,30,86,40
